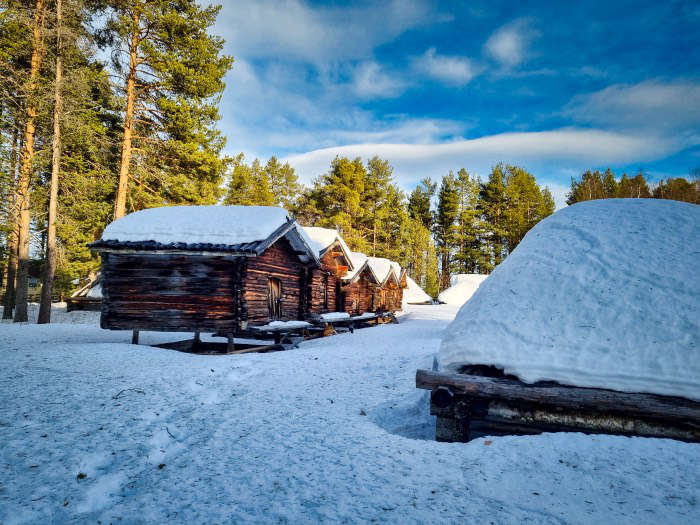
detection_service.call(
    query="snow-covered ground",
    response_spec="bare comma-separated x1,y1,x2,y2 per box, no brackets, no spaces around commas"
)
1,303,699,524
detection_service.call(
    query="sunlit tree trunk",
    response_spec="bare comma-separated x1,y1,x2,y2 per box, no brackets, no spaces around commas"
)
114,7,140,220
2,123,20,319
14,0,46,323
38,0,63,324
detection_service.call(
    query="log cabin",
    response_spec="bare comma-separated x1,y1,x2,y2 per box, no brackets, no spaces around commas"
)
341,254,407,314
302,227,355,314
90,206,320,343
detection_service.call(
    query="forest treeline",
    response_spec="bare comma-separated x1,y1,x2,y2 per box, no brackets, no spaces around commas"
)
567,169,699,205
223,154,556,295
1,1,697,324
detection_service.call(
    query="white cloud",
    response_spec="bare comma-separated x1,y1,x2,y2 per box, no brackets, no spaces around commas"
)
413,47,480,86
282,128,680,198
215,0,435,63
484,18,536,68
351,62,405,98
565,80,700,132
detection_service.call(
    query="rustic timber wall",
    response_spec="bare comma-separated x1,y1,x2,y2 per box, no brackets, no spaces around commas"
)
308,268,338,314
101,253,242,333
342,271,376,315
243,238,307,324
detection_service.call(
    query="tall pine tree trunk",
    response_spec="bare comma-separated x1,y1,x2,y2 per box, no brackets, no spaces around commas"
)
2,122,20,319
14,0,46,323
38,0,62,324
114,8,140,220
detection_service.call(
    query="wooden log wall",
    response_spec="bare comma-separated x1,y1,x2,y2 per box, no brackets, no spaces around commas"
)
101,253,242,333
342,270,376,315
417,369,700,442
308,268,338,314
243,238,308,324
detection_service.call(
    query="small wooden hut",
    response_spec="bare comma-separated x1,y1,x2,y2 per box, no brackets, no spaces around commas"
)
302,227,355,314
90,206,319,343
341,255,406,314
66,273,102,312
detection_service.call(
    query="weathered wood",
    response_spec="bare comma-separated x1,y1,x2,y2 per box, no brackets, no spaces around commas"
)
416,369,700,422
131,330,139,344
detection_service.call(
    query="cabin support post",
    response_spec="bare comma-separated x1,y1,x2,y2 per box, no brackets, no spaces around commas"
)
226,334,235,353
194,331,201,344
131,330,139,345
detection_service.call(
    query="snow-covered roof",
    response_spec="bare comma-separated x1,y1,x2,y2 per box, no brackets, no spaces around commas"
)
366,257,400,285
92,205,319,264
302,226,354,269
402,276,433,305
440,199,700,401
344,252,368,281
437,274,488,306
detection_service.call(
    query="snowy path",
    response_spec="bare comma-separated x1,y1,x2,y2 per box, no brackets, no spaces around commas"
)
1,305,698,524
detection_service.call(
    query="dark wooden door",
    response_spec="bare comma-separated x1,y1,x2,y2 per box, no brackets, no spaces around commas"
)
268,277,282,320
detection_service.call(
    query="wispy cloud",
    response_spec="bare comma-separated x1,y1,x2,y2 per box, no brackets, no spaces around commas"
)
215,0,435,63
283,128,678,189
484,18,537,68
565,80,700,133
351,62,405,98
413,47,480,86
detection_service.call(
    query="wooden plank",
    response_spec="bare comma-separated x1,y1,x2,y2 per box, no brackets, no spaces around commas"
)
416,369,700,423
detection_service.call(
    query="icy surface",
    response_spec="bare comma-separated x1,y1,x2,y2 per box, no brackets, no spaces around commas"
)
437,274,488,305
441,199,700,400
403,276,433,305
101,205,292,246
1,304,699,524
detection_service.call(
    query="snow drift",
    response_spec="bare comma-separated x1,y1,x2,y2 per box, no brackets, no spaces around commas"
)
437,274,488,306
402,276,433,305
440,199,700,401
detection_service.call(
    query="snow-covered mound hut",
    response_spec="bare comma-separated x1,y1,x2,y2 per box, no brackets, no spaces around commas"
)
402,276,433,305
302,227,355,314
440,199,700,401
91,206,320,339
437,274,488,306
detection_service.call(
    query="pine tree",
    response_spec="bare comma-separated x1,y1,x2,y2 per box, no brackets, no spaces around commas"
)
407,177,436,229
618,172,651,198
361,156,392,256
108,0,232,218
478,165,508,271
503,164,554,252
223,153,253,205
37,0,63,324
249,158,275,206
453,168,480,273
13,0,47,322
435,173,459,289
653,176,699,204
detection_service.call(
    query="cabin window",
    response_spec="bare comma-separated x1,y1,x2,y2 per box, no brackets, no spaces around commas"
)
268,277,282,320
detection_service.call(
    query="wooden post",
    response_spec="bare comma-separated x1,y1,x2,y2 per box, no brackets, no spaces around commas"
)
227,334,235,353
131,330,139,344
194,331,201,344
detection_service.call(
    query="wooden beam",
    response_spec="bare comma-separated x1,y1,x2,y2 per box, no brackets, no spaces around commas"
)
416,369,700,423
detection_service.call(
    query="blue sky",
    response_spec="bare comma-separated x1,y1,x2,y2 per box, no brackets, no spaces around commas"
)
212,0,700,206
